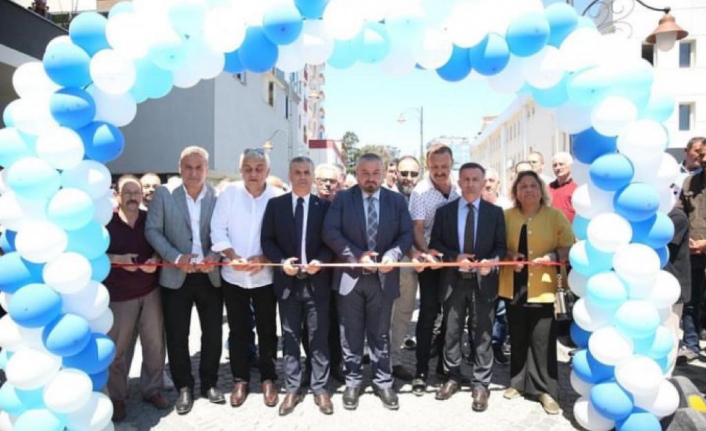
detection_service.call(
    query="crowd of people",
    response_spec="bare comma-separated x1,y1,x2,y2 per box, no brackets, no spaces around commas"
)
2,137,704,423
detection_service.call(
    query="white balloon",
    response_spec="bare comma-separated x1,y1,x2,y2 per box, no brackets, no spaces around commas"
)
647,153,680,188
559,27,602,72
6,347,62,390
43,252,93,294
7,95,58,136
12,61,60,99
555,101,593,134
613,243,661,286
634,379,679,418
586,213,632,252
323,0,365,40
89,86,137,127
90,49,137,95
43,368,93,413
573,396,615,431
648,270,681,309
0,315,25,352
0,411,13,431
61,280,110,321
67,392,113,431
523,46,564,89
380,40,417,76
657,185,676,214
445,0,489,48
35,126,85,170
592,97,638,137
15,221,68,264
0,191,48,232
572,183,615,219
573,297,613,332
588,326,634,366
301,20,335,65
570,370,593,397
487,54,525,94
105,12,150,59
203,6,246,53
61,160,112,200
617,119,668,169
413,27,453,70
183,36,225,81
93,193,116,226
615,355,664,397
0,292,11,313
16,325,47,351
88,307,114,334
276,37,305,73
568,269,589,297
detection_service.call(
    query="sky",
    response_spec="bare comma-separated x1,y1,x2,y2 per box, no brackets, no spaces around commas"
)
323,0,592,159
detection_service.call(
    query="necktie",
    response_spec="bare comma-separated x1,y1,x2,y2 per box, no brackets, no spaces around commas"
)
464,203,475,255
294,197,304,261
366,196,378,251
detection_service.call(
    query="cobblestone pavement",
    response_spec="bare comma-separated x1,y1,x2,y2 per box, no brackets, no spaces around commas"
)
115,308,706,431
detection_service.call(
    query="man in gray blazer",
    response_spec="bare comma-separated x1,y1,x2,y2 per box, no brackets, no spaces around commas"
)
323,153,413,411
145,146,224,415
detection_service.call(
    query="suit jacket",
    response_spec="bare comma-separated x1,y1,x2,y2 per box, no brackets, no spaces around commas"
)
145,183,221,289
322,185,413,299
430,198,506,302
261,193,333,301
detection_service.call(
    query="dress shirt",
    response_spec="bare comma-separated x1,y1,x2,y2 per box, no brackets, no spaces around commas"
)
175,185,207,264
409,176,461,244
457,196,480,252
211,181,283,288
292,193,310,264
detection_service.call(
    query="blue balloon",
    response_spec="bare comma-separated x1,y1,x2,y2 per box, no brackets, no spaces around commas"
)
15,387,45,408
0,128,34,167
328,39,358,69
615,300,660,339
0,383,29,416
545,3,578,47
436,45,472,82
50,87,96,129
63,333,116,375
43,42,92,88
614,183,660,222
468,33,509,76
294,0,329,19
43,314,92,357
131,58,174,102
586,271,628,311
90,254,111,282
356,22,391,65
262,4,303,45
69,12,109,56
506,12,550,57
9,283,62,328
634,326,674,359
641,91,674,123
631,212,675,249
589,154,634,192
567,66,612,106
0,350,11,369
148,34,187,71
611,66,653,110
2,99,19,127
0,229,16,253
572,127,617,164
573,215,589,241
0,252,44,294
90,369,109,391
6,157,61,200
572,349,614,384
531,75,569,108
570,240,614,277
47,189,95,231
616,411,661,431
223,49,245,74
238,27,279,73
108,1,133,18
66,221,110,260
13,408,66,431
77,121,125,163
570,322,591,349
577,16,597,30
590,382,634,420
655,245,669,268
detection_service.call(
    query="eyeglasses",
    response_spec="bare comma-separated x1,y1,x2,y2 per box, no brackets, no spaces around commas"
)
316,178,338,184
399,171,419,178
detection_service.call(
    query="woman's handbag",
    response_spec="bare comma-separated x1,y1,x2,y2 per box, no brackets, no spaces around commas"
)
554,266,574,322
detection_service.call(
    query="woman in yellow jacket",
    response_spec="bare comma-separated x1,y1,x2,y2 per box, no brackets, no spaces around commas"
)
500,171,573,415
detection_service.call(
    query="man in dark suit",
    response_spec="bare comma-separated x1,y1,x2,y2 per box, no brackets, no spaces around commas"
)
261,157,334,416
430,162,506,412
323,153,413,411
145,146,225,415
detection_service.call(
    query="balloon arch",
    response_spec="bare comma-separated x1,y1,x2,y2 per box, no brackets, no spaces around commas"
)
0,1,682,430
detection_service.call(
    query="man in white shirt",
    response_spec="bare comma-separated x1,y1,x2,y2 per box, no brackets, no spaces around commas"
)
210,148,283,408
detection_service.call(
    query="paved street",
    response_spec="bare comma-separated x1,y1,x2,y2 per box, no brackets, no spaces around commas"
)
115,307,706,431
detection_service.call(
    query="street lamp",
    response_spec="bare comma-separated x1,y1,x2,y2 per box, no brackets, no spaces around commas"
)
574,0,688,50
263,129,286,153
397,105,424,167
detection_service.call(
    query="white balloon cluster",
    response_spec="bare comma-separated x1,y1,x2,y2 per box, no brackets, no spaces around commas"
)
0,1,681,430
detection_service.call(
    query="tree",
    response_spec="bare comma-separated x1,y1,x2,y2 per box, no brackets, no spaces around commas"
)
341,131,360,174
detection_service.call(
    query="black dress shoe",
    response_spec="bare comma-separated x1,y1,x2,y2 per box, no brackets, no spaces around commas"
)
176,387,194,415
392,365,414,382
201,387,225,404
374,386,399,410
412,374,427,396
342,386,360,410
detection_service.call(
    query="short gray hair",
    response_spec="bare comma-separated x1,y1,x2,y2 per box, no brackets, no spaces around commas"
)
290,156,314,170
552,152,573,165
239,148,270,169
180,146,209,163
315,163,339,178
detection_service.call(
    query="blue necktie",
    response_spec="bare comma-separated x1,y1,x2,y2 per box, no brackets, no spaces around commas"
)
295,197,304,261
366,196,378,251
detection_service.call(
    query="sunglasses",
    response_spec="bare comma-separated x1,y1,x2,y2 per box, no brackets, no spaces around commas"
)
399,171,419,178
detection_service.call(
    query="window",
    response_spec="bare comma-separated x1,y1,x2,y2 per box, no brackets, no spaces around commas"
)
267,81,275,107
679,103,694,131
641,44,655,65
679,41,694,68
